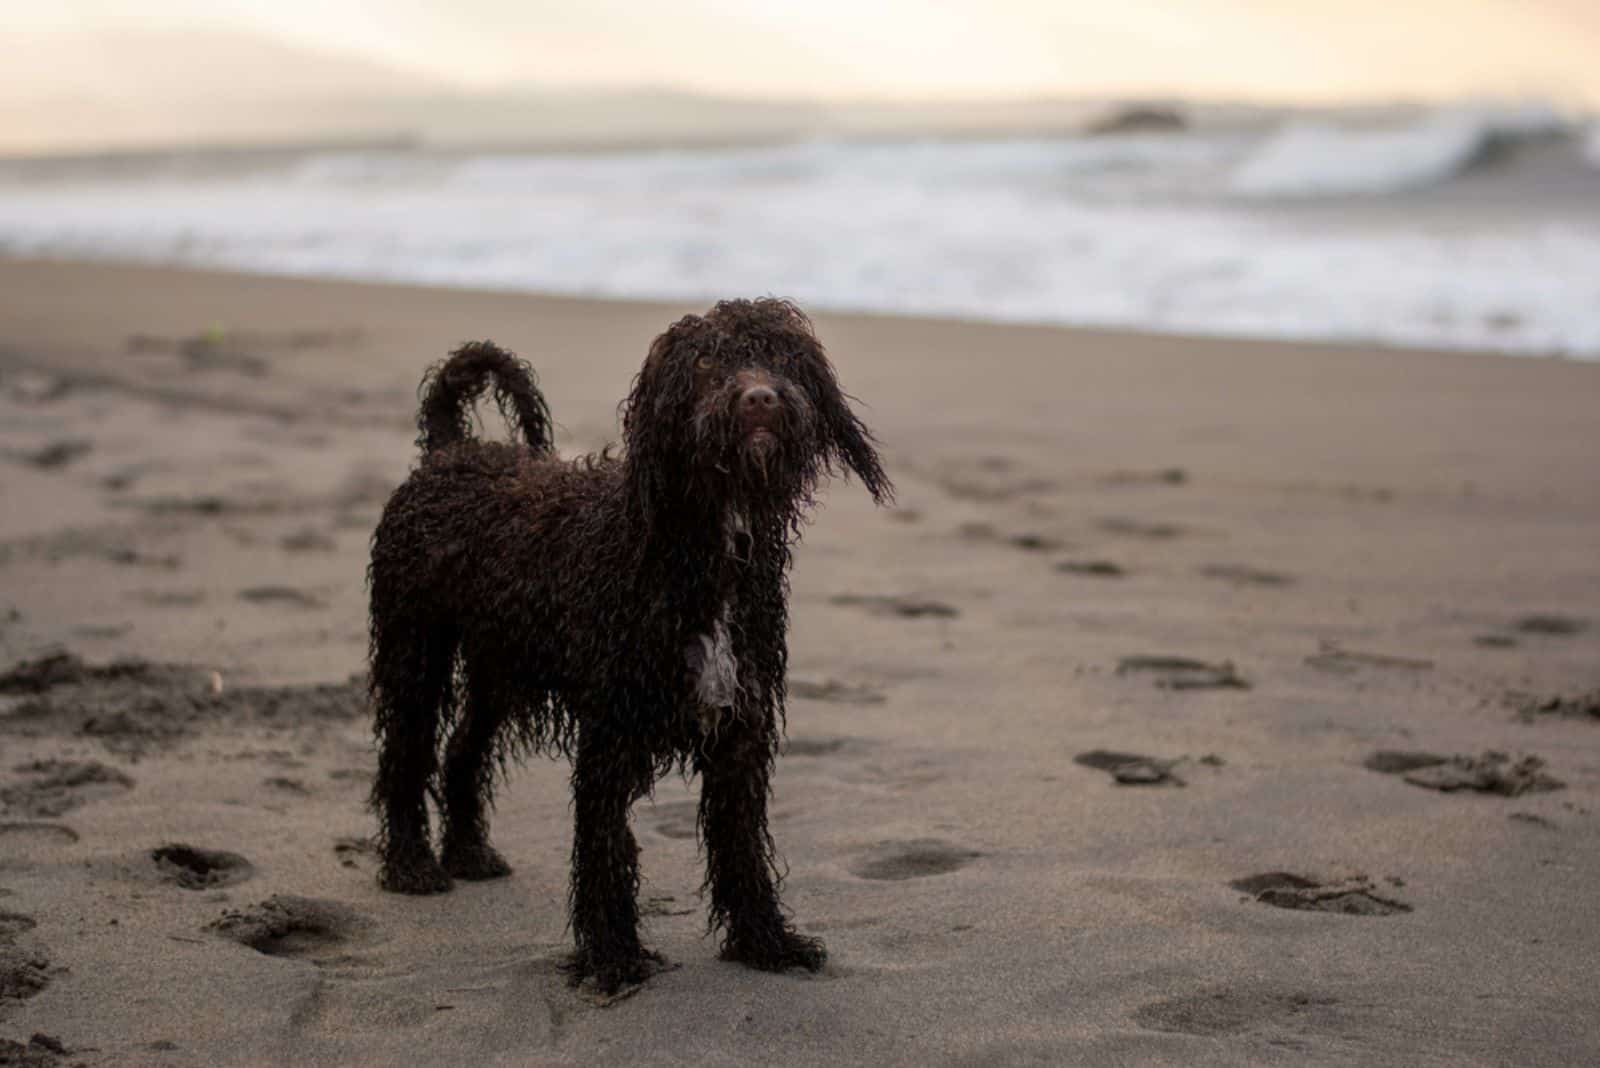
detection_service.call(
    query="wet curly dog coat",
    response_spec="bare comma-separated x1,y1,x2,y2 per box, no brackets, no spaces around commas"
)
367,299,890,992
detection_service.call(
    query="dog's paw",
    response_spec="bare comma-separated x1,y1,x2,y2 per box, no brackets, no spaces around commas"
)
377,851,454,895
722,926,827,973
441,841,513,881
563,947,668,997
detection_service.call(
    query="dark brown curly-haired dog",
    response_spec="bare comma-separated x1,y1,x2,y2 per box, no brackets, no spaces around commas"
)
367,298,890,993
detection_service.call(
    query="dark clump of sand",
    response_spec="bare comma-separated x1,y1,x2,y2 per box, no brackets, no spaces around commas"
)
1056,559,1126,577
0,1032,69,1067
0,903,51,1006
788,678,887,705
0,760,134,818
1516,691,1600,723
0,650,368,757
1115,655,1250,690
1074,749,1187,786
828,593,959,619
1230,872,1411,916
1366,750,1564,796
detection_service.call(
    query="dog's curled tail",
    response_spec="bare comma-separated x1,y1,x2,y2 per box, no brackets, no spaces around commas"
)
416,340,554,454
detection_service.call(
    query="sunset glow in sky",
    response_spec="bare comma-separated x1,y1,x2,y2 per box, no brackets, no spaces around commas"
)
8,0,1600,104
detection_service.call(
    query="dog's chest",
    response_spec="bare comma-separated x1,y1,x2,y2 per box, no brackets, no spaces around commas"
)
685,512,750,729
690,603,740,711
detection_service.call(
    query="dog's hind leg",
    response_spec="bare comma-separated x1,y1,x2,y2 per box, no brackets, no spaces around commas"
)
370,618,457,894
565,719,662,994
697,712,827,973
440,666,514,881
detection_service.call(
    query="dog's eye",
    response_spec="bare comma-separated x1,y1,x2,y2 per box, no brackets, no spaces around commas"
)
695,355,714,372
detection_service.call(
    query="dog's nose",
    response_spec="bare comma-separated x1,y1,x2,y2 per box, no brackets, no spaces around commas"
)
740,385,779,414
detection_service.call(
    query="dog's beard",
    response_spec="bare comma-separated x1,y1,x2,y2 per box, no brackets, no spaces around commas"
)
741,430,778,479
690,384,818,511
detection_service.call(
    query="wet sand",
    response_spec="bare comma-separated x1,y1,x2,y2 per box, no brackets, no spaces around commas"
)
2,258,1598,1066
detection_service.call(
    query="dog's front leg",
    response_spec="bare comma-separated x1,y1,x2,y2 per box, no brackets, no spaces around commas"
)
698,713,826,973
566,728,661,994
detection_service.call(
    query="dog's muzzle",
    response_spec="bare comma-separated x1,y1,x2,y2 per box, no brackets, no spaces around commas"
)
738,382,781,454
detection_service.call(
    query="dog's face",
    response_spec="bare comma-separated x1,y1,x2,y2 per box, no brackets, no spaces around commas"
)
622,299,890,519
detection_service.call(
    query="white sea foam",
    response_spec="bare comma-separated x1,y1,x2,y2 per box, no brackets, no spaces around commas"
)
1230,103,1568,198
2,115,1597,358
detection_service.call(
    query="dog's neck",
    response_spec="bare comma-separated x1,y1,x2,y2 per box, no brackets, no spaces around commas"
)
621,459,791,569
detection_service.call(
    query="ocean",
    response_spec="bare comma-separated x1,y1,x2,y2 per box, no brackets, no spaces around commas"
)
3,102,1598,358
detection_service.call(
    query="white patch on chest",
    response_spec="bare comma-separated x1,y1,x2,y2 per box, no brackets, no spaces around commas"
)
686,510,749,734
692,605,741,711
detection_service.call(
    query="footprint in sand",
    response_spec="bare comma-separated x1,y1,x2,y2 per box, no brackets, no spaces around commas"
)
0,652,160,694
0,821,80,845
1096,516,1186,540
209,895,371,961
280,528,338,553
1,760,134,818
829,594,958,619
1513,614,1587,637
1364,750,1563,797
784,736,859,757
958,523,1068,552
1100,468,1189,488
7,439,93,470
1056,559,1127,578
0,943,52,1003
1115,656,1250,691
1005,533,1068,552
851,839,982,882
238,585,325,610
1305,642,1432,674
0,1034,70,1065
1515,691,1600,724
1073,750,1194,787
1231,872,1411,916
1,653,370,757
640,895,695,918
333,836,377,870
789,679,886,705
1199,563,1293,588
0,911,36,939
1509,812,1558,830
647,800,699,841
128,589,206,608
926,457,1056,503
1134,988,1344,1037
151,844,255,890
0,900,51,1004
102,547,181,570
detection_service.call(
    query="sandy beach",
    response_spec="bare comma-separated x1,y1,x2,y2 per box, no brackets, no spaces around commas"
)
2,257,1598,1066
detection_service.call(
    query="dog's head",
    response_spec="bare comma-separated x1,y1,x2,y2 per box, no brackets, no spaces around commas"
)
622,298,890,523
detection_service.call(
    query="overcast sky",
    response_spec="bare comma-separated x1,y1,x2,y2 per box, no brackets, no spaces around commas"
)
7,0,1600,104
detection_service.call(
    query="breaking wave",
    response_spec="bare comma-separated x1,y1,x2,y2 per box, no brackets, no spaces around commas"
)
1230,103,1569,198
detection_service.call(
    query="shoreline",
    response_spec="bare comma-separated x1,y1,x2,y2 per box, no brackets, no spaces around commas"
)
5,253,1597,368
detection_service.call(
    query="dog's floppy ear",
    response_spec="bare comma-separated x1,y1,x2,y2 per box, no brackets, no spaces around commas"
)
759,301,892,506
820,393,892,505
624,314,708,444
622,313,717,521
